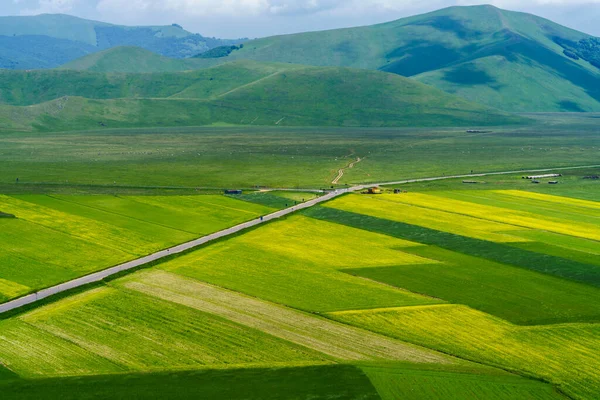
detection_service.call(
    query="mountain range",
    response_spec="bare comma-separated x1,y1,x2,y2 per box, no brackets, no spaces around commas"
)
1,4,600,131
57,5,600,113
0,14,242,70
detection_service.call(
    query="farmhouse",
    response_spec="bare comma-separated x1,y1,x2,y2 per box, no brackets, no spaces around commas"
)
224,189,243,195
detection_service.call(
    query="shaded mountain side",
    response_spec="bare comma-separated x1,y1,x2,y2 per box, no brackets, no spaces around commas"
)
0,62,525,132
0,35,97,70
416,35,600,112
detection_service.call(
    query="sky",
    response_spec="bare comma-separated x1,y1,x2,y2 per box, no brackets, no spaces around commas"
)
2,0,600,38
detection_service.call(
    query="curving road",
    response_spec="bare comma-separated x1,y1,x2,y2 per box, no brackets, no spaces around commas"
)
1,163,598,315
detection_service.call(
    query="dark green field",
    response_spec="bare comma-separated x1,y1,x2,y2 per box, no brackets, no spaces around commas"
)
0,365,379,400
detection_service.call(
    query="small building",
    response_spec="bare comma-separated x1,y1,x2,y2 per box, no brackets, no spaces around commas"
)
525,174,562,180
224,189,243,195
368,187,382,194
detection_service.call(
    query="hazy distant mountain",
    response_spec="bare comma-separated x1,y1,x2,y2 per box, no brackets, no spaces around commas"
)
0,14,243,70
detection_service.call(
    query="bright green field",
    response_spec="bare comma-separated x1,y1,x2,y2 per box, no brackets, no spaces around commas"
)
162,215,441,312
4,287,326,376
0,194,272,302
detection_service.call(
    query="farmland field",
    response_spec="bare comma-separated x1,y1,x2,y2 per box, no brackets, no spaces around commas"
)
0,119,598,399
332,306,600,400
0,114,598,192
311,195,600,288
0,194,273,302
160,215,442,312
2,6,600,398
0,182,597,399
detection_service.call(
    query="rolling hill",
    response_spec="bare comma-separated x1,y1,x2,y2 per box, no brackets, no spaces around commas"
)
170,5,600,113
60,46,217,73
0,61,523,131
0,14,242,70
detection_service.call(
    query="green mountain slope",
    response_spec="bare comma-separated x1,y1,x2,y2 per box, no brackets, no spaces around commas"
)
0,60,296,105
60,46,218,73
198,5,600,112
0,14,241,69
0,61,523,132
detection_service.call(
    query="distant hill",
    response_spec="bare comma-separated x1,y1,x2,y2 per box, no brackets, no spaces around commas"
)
60,47,215,73
0,61,524,131
0,14,242,69
194,5,600,113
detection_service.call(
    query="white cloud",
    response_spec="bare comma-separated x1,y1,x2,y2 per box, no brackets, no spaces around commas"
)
7,0,600,37
24,0,78,13
97,0,270,16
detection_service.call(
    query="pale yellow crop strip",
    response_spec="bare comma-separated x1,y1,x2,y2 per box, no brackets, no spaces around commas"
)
369,193,600,242
118,270,451,364
495,190,600,210
441,191,600,221
232,215,435,269
326,195,529,243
